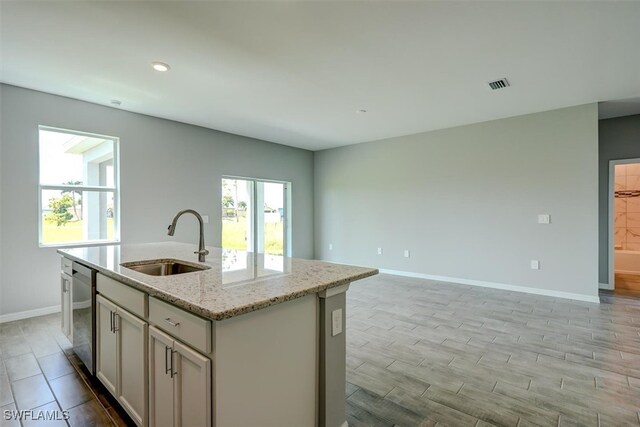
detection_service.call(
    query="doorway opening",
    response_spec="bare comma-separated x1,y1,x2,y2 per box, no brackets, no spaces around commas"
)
609,159,640,292
221,177,291,256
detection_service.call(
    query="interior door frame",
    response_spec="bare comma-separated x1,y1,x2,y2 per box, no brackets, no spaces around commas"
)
607,158,640,289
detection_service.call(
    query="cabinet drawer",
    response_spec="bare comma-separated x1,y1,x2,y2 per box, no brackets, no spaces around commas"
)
97,274,147,319
149,297,211,354
61,257,73,275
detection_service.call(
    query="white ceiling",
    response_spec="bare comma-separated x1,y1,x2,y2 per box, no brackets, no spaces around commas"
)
2,1,640,151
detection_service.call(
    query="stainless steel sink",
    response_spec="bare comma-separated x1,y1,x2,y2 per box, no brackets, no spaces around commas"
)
121,259,210,276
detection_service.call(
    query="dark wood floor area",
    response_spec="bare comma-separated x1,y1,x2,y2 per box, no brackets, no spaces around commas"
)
3,275,640,426
0,313,129,426
346,275,640,426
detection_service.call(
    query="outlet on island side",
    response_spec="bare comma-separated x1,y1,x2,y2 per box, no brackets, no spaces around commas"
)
332,309,343,336
404,249,410,258
329,243,333,251
531,260,540,270
377,247,383,255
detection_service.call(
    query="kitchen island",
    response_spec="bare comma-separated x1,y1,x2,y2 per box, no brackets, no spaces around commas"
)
59,242,377,427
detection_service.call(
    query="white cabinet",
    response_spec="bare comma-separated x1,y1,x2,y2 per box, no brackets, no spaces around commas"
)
97,295,148,426
60,257,73,342
149,326,211,427
60,272,72,341
97,296,118,395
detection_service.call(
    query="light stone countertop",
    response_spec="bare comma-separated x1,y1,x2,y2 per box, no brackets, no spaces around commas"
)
58,242,378,321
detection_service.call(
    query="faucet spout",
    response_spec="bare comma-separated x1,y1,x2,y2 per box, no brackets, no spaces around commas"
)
167,209,210,262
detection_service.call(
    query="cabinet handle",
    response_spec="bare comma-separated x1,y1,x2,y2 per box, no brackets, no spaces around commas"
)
110,311,114,333
164,318,180,327
113,313,119,332
165,346,172,376
170,349,177,378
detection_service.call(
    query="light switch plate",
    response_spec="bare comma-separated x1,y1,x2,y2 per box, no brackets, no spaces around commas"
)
202,215,209,224
404,250,410,258
538,214,550,224
332,309,343,336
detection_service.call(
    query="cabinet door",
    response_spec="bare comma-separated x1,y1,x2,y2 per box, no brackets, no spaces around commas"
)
96,295,118,396
174,340,211,427
149,326,174,427
60,273,72,341
117,307,148,427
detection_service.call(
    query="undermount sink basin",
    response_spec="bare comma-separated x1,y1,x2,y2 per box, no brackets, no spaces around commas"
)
121,259,210,276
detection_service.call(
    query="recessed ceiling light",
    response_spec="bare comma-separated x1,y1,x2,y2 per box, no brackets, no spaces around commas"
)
356,109,368,113
110,99,122,107
152,61,170,72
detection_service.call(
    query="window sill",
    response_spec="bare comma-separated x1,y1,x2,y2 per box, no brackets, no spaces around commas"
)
39,239,121,249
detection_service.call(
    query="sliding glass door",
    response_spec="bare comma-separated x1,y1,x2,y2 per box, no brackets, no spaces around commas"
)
221,177,290,256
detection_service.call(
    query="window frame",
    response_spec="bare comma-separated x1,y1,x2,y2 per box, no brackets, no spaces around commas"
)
38,125,121,248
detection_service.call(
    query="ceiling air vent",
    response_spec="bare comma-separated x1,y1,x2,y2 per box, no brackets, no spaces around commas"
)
488,78,510,90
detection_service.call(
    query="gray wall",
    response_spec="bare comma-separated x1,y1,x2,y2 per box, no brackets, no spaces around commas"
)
598,114,640,284
314,104,599,298
0,84,314,316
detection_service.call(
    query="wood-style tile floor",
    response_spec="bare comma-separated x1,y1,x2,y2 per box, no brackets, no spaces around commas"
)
3,275,640,426
346,275,640,426
0,313,130,426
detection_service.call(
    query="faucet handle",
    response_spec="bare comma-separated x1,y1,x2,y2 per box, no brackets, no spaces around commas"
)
195,249,210,256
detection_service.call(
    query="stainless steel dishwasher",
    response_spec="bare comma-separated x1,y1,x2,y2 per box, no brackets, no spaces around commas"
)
72,261,97,375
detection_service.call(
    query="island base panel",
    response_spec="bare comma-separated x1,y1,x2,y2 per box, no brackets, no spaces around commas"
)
319,288,348,427
214,294,317,427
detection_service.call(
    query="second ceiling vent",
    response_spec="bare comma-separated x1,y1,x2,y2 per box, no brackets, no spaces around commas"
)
488,78,510,90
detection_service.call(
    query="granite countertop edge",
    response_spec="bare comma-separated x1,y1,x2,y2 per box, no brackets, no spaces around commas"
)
58,249,378,321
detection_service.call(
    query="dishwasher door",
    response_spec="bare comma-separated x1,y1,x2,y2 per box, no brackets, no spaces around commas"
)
72,262,96,375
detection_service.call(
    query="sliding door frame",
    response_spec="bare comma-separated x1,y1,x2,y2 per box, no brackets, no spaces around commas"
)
222,175,292,257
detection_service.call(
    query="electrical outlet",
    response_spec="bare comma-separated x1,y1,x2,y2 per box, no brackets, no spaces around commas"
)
537,214,550,224
332,309,343,336
329,243,333,251
531,260,540,270
202,215,209,224
377,247,383,255
404,250,410,258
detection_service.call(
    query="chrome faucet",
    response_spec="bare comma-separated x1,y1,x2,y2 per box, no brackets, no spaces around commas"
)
167,209,210,262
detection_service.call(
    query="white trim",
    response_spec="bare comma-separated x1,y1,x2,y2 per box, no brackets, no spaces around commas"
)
608,157,640,290
379,269,601,304
599,282,614,290
319,284,350,299
72,300,91,310
0,305,61,324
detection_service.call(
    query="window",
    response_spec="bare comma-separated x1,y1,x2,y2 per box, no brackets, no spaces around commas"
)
38,126,120,247
221,177,291,256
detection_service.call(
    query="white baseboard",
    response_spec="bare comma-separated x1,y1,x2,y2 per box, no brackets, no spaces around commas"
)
379,269,601,304
599,282,614,290
0,305,61,324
